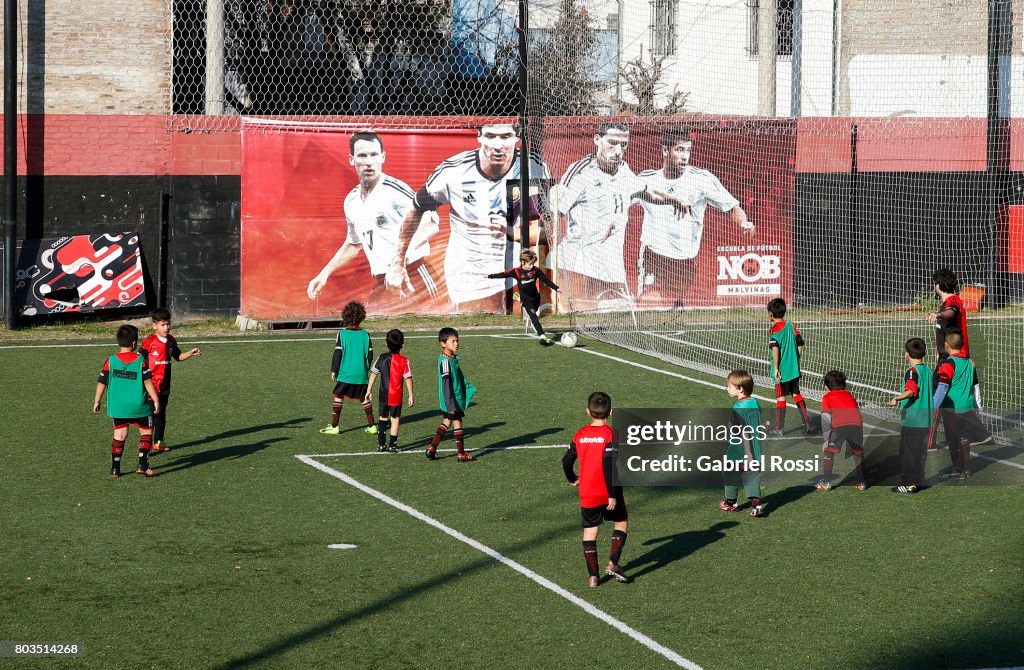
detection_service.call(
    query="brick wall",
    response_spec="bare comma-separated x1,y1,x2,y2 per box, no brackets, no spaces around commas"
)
0,0,170,114
843,0,987,57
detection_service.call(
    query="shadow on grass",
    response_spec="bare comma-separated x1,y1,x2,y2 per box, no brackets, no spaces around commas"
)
469,427,565,459
171,417,312,450
400,421,507,453
964,441,1024,478
623,521,739,580
325,409,445,437
759,483,816,517
862,621,1024,669
155,437,290,475
211,521,579,670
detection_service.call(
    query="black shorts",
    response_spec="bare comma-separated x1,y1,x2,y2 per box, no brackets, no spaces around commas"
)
378,403,402,419
900,426,930,452
775,378,801,397
441,410,465,421
333,383,369,401
825,424,864,455
581,493,628,528
112,416,152,430
942,409,983,444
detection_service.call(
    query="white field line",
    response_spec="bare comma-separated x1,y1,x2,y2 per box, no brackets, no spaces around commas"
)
0,332,508,350
313,444,571,458
7,316,1012,349
307,434,820,460
575,345,888,439
648,331,1022,438
11,330,1016,467
649,331,899,396
630,314,1021,329
576,342,1024,470
296,454,704,670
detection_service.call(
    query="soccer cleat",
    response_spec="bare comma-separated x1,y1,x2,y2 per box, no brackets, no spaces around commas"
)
152,443,172,453
959,469,971,480
319,425,341,435
854,482,868,492
749,504,767,517
111,470,122,479
425,446,437,460
135,468,158,477
815,479,832,492
365,425,378,435
377,445,388,453
605,564,632,583
974,434,994,446
386,444,400,453
891,485,918,494
457,451,475,462
766,426,783,437
719,500,738,512
587,576,600,589
802,422,815,435
940,469,963,480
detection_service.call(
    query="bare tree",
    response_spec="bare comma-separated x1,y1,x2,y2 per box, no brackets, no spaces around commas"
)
617,45,689,115
528,0,602,116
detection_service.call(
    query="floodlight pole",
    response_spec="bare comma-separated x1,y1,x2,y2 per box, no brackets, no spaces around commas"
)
757,0,778,116
206,0,225,115
790,0,802,116
3,0,17,329
987,0,1011,307
517,0,531,251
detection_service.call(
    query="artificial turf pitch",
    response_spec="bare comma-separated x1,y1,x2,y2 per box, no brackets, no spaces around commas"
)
1,330,1021,669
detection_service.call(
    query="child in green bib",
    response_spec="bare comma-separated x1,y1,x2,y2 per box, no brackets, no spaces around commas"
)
93,324,161,478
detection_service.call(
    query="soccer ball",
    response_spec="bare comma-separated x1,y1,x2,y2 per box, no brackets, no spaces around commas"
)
560,332,578,348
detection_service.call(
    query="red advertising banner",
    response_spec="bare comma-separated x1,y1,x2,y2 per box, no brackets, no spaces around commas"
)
541,119,795,311
240,118,794,319
241,122,538,319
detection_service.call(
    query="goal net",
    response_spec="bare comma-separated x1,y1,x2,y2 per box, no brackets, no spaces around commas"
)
530,0,1023,439
171,0,1023,438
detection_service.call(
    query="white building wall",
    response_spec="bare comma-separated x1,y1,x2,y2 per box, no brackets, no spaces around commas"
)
611,0,1004,119
616,0,799,115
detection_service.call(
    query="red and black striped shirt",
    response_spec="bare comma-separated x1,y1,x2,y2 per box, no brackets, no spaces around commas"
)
370,352,412,406
935,294,970,358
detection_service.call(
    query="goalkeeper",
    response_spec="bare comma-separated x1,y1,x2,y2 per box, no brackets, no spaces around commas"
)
488,249,561,345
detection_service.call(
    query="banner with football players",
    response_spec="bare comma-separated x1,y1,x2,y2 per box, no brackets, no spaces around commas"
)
240,118,794,319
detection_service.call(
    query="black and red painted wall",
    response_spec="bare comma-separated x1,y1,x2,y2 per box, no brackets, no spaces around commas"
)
1,114,1022,319
0,115,241,319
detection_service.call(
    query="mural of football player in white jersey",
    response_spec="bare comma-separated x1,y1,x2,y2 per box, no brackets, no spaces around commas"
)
635,129,754,303
307,131,440,302
557,123,647,288
389,124,550,310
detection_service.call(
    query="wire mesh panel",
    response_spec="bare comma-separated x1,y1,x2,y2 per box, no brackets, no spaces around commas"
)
176,0,1024,436
172,0,523,129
